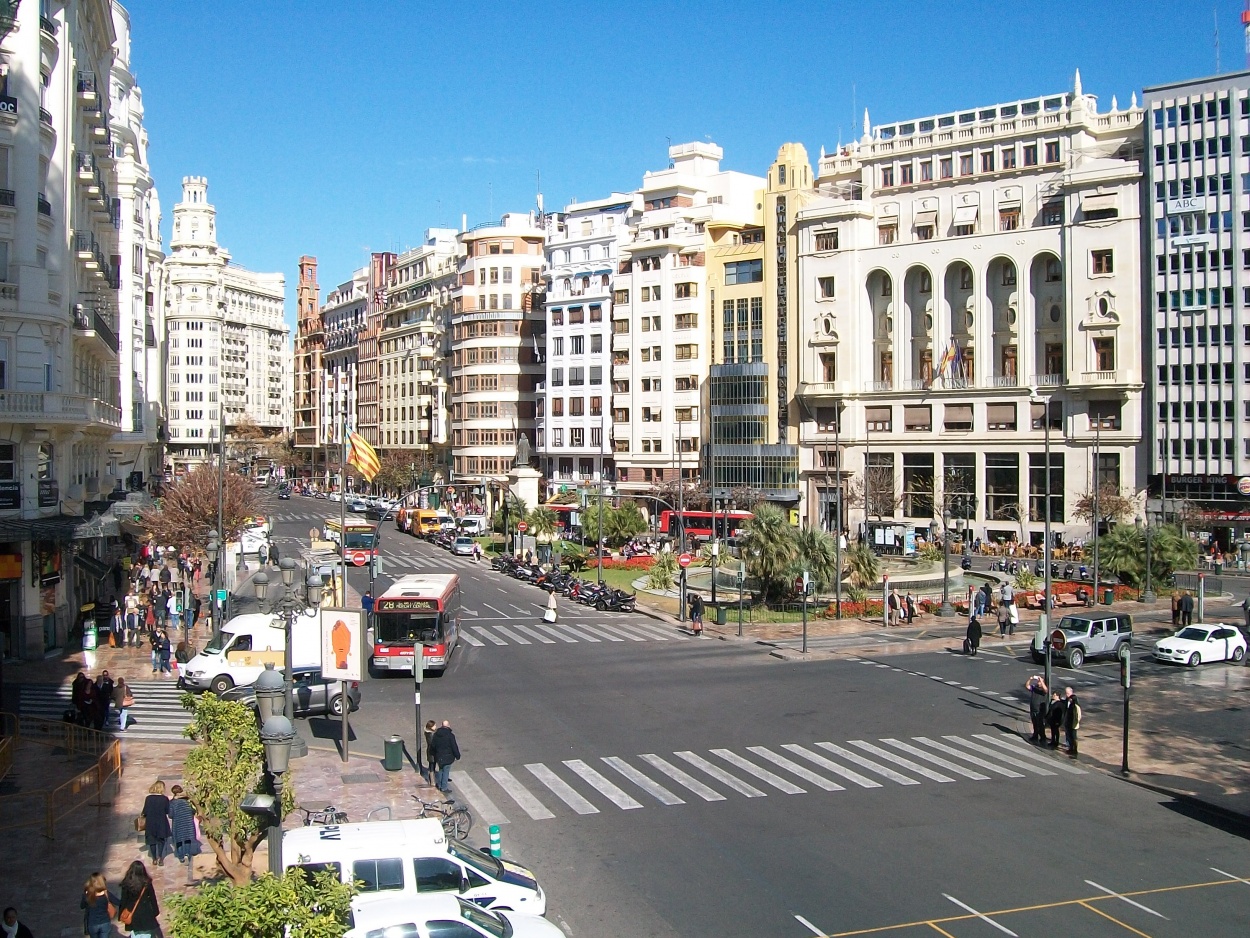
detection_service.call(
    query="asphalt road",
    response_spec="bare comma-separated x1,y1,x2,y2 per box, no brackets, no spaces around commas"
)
263,495,1250,938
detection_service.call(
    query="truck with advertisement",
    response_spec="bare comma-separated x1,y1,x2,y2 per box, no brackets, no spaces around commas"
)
179,611,320,695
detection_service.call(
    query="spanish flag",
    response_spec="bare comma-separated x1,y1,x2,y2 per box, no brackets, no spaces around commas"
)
932,340,957,386
347,431,381,482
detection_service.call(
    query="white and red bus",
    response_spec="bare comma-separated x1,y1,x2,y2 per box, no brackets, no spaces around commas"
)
659,509,753,541
324,516,379,564
370,573,462,675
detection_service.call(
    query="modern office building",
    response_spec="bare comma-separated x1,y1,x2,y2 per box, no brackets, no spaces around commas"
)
539,193,636,497
163,176,288,474
794,75,1145,547
1142,71,1250,547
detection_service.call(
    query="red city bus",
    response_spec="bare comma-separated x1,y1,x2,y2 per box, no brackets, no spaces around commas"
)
659,509,753,541
370,573,462,675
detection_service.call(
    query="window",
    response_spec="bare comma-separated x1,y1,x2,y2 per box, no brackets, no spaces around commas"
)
551,368,563,386
999,209,1020,231
981,151,995,172
674,313,698,329
820,352,836,382
944,403,973,431
1041,201,1063,226
552,337,564,357
881,166,895,187
878,224,898,245
818,276,836,299
1023,144,1038,166
1093,337,1115,371
1044,141,1060,163
959,154,974,175
589,365,603,384
920,161,933,182
353,859,405,893
1028,451,1064,522
903,453,934,517
1092,250,1113,275
613,408,629,423
865,406,892,432
1001,147,1016,170
675,344,697,360
590,334,602,353
590,396,602,416
1090,400,1121,430
613,289,629,305
570,336,584,355
900,164,914,185
904,405,932,431
987,403,1016,431
916,224,934,241
724,259,763,284
940,157,953,179
413,857,464,894
1045,258,1062,282
815,230,839,251
569,367,585,385
674,282,697,299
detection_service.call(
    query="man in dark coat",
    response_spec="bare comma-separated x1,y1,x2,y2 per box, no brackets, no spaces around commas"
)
429,720,461,793
1178,591,1195,627
1046,691,1064,748
965,616,982,656
1025,675,1049,742
1062,687,1081,758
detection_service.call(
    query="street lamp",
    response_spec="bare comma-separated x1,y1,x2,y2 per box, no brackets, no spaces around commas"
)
1137,514,1156,603
258,713,295,876
937,508,954,617
254,662,285,722
206,530,221,644
253,557,324,759
1030,389,1054,632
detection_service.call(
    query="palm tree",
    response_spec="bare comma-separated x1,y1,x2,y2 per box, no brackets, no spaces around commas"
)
846,542,880,590
741,503,798,599
1098,524,1144,586
527,506,558,543
647,550,679,590
604,500,647,548
1150,523,1199,582
795,526,838,592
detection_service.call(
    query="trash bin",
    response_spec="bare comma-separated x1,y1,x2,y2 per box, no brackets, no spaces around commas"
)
1101,587,1114,605
383,734,404,772
82,623,98,651
715,604,728,626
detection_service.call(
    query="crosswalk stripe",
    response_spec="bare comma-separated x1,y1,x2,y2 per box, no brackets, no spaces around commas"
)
509,624,556,644
579,624,623,642
467,627,507,646
674,751,766,797
563,759,643,809
972,734,1087,775
912,737,1024,778
940,736,1057,776
847,740,956,783
525,764,599,814
781,744,882,789
601,757,684,805
492,626,532,645
815,741,920,786
587,621,646,642
638,754,726,801
531,624,577,644
746,747,845,792
879,739,990,780
486,767,555,819
631,622,689,642
460,632,485,647
711,749,805,794
448,772,510,826
551,623,599,642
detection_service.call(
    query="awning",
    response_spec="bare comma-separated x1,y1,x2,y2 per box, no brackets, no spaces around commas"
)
952,205,979,225
74,551,111,581
996,198,1021,210
1081,192,1118,214
877,213,899,225
914,210,937,227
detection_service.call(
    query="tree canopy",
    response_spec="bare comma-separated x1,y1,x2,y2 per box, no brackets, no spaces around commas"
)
142,465,259,545
169,869,355,938
740,503,799,599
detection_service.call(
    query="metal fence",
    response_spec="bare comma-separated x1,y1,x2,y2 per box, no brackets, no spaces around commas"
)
0,735,12,782
1173,573,1225,594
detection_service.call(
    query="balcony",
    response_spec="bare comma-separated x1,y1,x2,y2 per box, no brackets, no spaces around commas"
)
1081,370,1118,383
863,380,893,392
1030,373,1066,387
0,391,121,429
0,283,17,309
39,13,58,36
73,305,119,355
0,189,14,209
76,71,98,103
39,107,52,127
73,230,105,272
37,193,52,216
988,375,1019,388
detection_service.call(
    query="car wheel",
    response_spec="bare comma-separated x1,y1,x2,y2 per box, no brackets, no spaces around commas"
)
1232,645,1246,663
1188,651,1202,667
210,675,235,695
329,695,344,717
1066,647,1084,669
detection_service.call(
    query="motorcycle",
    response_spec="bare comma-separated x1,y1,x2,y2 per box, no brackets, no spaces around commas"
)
595,589,636,612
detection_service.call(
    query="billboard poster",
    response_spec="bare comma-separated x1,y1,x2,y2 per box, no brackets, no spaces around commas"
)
320,608,362,682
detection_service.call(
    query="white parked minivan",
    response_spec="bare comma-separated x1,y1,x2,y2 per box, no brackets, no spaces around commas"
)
282,819,547,917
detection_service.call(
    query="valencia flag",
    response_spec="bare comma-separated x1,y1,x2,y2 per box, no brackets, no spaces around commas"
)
347,431,381,482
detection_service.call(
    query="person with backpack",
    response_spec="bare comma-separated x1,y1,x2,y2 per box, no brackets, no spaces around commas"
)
1062,687,1082,758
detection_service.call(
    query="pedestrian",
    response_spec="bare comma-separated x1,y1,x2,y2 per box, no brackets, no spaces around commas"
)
1025,675,1049,743
148,628,160,674
269,543,279,566
169,785,202,884
158,564,171,587
125,593,140,647
965,616,982,656
158,631,172,676
429,720,461,793
166,591,181,634
113,677,133,730
80,872,118,938
689,594,705,636
905,592,916,624
80,677,97,727
144,601,156,643
1046,691,1064,748
117,862,160,938
887,588,901,627
472,542,481,563
996,597,1010,638
421,719,436,783
1178,590,1194,627
111,605,124,647
94,670,114,730
1063,686,1081,758
192,558,202,584
141,781,172,865
543,590,558,624
259,541,270,566
71,671,89,724
1,908,34,938
191,595,202,630
138,564,151,588
980,583,994,619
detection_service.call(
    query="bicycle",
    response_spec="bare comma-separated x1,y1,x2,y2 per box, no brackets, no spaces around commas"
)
297,804,348,826
413,795,472,841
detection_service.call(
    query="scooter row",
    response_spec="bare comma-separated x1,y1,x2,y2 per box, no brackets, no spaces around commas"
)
490,556,636,612
987,558,1088,580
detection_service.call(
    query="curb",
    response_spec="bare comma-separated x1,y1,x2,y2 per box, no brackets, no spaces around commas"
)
1110,771,1250,829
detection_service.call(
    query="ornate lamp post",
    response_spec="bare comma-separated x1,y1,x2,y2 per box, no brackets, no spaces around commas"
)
259,713,295,876
1137,515,1156,603
253,558,323,759
206,530,221,644
937,507,954,617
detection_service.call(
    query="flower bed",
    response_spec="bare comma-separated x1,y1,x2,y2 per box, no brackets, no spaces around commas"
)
597,556,659,570
818,600,884,618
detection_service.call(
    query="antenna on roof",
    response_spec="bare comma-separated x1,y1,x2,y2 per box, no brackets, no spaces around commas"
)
1215,3,1221,72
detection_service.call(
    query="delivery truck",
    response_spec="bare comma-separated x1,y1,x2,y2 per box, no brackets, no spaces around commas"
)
180,611,320,695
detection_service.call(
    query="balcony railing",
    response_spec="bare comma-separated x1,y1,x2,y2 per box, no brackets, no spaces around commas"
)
1030,373,1066,387
0,189,14,208
76,71,97,95
40,14,57,35
1082,370,1119,383
903,378,929,391
37,193,51,216
73,306,119,353
0,391,120,428
39,107,52,126
989,375,1019,388
0,283,17,304
864,380,893,392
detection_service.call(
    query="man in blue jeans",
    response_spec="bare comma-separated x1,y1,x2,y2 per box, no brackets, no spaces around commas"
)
428,720,461,793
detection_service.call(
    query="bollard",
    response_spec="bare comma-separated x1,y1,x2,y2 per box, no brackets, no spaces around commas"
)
1197,572,1206,624
489,823,502,857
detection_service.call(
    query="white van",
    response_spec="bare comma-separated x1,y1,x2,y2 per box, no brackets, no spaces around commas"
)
180,611,319,695
281,819,546,917
456,516,489,536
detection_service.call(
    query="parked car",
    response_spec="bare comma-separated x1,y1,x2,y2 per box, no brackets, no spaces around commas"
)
221,666,361,717
1030,612,1132,669
343,895,562,938
349,499,370,514
452,536,476,557
1154,624,1247,666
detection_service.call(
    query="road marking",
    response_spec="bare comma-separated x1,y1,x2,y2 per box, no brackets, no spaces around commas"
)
781,744,881,789
878,739,990,780
746,746,845,791
467,627,507,646
912,737,1024,778
601,756,684,805
524,764,599,815
628,621,686,641
494,587,509,595
942,894,1017,936
944,680,962,686
563,759,642,809
940,736,1057,776
531,623,578,643
578,624,623,641
483,602,509,616
459,632,484,647
674,751,766,797
510,605,532,616
549,623,599,642
847,740,955,783
486,767,555,819
1084,880,1167,918
972,733,1087,775
793,914,826,937
815,741,920,786
638,754,726,801
492,626,531,645
509,624,556,644
1211,866,1250,886
711,748,805,794
589,621,647,642
962,686,979,690
929,675,946,681
1078,900,1156,938
453,772,510,826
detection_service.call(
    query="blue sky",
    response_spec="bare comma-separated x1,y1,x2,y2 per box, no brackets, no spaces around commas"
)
129,0,1241,325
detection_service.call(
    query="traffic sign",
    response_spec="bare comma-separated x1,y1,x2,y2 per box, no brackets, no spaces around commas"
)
794,576,805,593
517,521,528,533
678,553,692,568
1050,629,1067,651
350,550,369,567
215,589,227,604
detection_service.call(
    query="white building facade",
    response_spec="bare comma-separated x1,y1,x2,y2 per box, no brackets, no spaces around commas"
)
795,77,1145,547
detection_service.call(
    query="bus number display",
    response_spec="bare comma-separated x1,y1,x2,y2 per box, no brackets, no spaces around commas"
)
375,598,439,611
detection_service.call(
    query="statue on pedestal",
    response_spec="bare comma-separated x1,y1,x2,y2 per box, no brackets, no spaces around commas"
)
514,433,532,469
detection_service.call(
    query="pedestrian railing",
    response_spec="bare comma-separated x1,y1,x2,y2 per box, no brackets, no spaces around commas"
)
0,734,13,782
1,710,115,758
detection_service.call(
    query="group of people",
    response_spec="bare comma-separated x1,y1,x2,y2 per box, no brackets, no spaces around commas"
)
963,582,1022,655
69,670,133,731
421,719,461,793
886,589,919,627
75,861,164,938
140,780,203,879
1026,675,1082,758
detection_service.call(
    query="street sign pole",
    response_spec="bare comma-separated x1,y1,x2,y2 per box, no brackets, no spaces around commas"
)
737,563,745,638
414,648,425,779
801,571,809,655
1043,639,1052,701
1119,643,1131,775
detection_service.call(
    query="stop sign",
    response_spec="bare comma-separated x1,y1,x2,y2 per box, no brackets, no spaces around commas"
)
517,521,528,533
1050,629,1067,651
678,553,692,568
350,550,369,567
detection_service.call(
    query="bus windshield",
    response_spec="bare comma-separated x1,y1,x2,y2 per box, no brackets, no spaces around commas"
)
342,530,376,550
375,612,442,645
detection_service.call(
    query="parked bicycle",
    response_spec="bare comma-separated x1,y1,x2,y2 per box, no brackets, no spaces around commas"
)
297,804,348,826
413,795,472,841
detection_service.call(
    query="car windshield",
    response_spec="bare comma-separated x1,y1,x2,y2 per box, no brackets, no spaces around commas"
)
1058,617,1091,632
203,632,231,656
456,898,509,938
448,839,503,879
1176,627,1210,641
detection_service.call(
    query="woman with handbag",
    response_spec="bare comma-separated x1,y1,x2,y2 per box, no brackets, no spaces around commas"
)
118,861,161,938
113,678,134,731
141,781,171,865
169,785,202,884
80,872,119,938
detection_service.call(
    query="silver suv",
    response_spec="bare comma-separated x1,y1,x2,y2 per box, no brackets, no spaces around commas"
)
1030,612,1132,669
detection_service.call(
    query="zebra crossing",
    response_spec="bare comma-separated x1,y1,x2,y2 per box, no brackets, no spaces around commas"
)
452,730,1084,826
459,617,687,647
19,680,192,744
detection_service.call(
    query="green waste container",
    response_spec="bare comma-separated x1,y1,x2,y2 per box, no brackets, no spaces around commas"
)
715,605,728,626
1101,587,1114,605
383,734,404,772
82,623,98,651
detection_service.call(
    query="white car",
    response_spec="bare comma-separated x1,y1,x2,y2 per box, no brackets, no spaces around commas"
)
1153,624,1247,666
344,895,562,938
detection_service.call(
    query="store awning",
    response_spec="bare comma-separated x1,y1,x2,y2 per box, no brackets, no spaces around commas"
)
74,551,111,581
